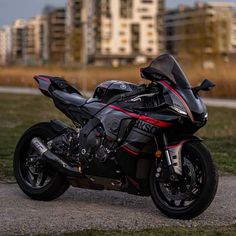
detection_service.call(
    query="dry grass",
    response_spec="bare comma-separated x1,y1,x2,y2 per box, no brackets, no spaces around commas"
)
0,60,236,98
182,61,236,98
0,65,141,91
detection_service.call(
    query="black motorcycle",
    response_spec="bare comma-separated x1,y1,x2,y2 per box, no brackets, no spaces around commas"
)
14,54,218,219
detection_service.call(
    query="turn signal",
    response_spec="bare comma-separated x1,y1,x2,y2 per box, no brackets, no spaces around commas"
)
155,150,162,158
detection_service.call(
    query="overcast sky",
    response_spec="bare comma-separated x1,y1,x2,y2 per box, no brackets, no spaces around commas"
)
0,0,235,27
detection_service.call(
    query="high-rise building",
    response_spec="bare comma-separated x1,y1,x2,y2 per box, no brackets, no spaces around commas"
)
12,19,27,63
46,7,66,64
65,0,83,65
65,0,96,65
93,0,165,66
24,16,47,65
65,0,165,66
230,10,236,54
82,0,96,64
164,2,234,59
0,26,12,65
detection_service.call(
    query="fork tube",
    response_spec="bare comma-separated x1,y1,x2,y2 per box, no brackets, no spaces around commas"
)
162,133,172,166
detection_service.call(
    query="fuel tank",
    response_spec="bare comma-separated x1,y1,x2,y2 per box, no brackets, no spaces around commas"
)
93,80,138,102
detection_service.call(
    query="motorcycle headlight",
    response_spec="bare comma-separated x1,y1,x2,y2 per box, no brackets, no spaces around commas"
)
170,106,188,115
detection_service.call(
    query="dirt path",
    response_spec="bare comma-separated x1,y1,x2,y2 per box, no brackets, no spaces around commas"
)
0,176,235,235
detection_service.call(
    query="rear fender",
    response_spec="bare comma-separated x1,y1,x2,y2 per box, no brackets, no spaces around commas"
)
167,136,203,175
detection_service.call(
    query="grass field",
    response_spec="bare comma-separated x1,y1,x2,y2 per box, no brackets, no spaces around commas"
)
0,93,236,181
1,60,236,98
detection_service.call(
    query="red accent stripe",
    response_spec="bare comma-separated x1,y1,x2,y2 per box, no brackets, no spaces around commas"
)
37,76,51,82
122,146,139,155
108,105,171,128
168,140,187,149
160,80,195,123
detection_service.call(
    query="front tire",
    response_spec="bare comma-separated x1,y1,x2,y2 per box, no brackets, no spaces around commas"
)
13,122,69,201
150,142,218,219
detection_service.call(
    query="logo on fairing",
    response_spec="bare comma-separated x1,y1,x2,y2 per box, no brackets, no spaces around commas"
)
120,84,127,89
134,120,158,134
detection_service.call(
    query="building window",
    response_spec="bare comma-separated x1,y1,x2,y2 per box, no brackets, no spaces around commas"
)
142,0,153,3
120,31,126,35
102,0,111,18
119,47,126,52
120,0,133,19
131,24,140,53
138,8,148,12
142,16,152,20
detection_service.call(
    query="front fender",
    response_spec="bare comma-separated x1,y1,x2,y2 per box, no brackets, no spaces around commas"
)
167,136,203,175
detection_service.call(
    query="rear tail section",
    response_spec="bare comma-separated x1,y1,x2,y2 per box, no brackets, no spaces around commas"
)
34,75,81,97
34,75,52,97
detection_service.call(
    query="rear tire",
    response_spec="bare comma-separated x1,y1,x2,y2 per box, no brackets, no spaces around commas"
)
13,122,69,201
150,142,218,219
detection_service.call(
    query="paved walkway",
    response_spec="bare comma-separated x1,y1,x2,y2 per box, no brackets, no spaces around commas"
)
0,86,235,109
0,86,40,95
204,98,236,109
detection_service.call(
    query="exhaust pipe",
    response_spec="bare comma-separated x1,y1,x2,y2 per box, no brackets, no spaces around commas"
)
31,137,83,177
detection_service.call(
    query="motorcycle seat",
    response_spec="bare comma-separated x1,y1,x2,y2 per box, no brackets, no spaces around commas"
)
52,90,87,107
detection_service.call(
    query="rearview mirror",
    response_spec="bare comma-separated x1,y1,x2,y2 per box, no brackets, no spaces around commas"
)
193,79,215,93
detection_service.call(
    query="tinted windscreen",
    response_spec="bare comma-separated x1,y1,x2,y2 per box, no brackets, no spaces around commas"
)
148,54,191,89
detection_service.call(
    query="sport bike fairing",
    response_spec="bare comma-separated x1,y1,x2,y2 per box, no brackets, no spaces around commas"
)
34,54,209,175
142,54,207,124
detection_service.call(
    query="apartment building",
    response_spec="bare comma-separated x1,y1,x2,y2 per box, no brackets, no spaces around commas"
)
11,19,27,63
65,0,102,65
0,26,12,65
230,10,236,54
65,0,83,65
65,0,165,66
46,7,66,64
24,16,47,65
164,2,234,59
1,0,165,66
93,0,165,66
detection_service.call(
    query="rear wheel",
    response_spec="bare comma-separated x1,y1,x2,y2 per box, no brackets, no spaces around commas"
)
150,142,218,219
13,122,69,201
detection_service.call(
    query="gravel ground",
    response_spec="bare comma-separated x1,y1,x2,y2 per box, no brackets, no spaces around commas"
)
0,176,235,235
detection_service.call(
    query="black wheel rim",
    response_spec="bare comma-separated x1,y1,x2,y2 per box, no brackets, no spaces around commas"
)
19,136,56,189
153,149,205,210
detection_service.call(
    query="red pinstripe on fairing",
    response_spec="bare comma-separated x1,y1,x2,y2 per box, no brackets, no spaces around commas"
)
108,105,172,128
160,80,195,123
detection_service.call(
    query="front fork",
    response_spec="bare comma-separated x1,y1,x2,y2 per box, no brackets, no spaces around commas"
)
159,133,186,177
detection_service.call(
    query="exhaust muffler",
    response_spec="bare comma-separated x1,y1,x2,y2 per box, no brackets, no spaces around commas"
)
31,137,82,177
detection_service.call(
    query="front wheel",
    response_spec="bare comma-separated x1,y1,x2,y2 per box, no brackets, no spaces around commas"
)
150,142,218,219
